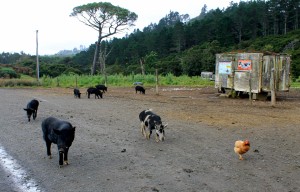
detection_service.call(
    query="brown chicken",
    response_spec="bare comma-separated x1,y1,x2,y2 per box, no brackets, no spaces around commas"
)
234,140,250,160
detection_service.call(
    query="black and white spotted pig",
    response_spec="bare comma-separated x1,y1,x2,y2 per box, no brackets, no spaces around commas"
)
42,117,75,167
24,99,39,122
139,109,167,142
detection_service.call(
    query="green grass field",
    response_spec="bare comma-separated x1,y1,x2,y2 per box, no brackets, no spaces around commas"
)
1,74,300,89
11,74,214,88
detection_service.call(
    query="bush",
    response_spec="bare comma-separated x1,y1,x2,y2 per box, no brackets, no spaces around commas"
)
0,79,39,87
0,67,20,78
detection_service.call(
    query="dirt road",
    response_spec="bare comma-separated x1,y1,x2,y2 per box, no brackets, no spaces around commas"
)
0,87,299,192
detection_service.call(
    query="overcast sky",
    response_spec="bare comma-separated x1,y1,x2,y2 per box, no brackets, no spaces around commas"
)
0,0,241,55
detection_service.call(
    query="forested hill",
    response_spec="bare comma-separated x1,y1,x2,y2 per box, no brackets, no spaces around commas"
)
1,0,300,79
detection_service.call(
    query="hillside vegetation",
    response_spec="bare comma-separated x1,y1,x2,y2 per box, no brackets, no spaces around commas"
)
1,0,300,85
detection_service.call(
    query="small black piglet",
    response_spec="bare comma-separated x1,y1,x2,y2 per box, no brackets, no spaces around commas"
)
24,99,39,122
73,88,81,98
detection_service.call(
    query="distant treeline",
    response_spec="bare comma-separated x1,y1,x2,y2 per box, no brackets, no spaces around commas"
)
1,0,300,79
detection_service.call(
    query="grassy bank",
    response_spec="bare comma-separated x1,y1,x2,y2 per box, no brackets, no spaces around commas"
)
2,74,300,89
0,74,214,88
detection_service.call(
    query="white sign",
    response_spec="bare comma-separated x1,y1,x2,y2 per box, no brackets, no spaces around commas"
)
219,61,232,74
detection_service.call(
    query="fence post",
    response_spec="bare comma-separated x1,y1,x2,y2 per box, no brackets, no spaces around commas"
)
155,69,159,95
249,71,252,104
271,68,276,106
75,76,78,88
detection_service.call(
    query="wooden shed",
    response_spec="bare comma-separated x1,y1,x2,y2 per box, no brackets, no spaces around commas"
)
214,52,291,98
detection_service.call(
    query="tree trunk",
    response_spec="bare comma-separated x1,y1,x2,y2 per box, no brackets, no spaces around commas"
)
99,48,106,84
284,14,288,35
273,17,278,35
99,43,112,85
140,58,145,76
99,48,104,74
238,27,242,43
91,41,100,75
295,4,299,30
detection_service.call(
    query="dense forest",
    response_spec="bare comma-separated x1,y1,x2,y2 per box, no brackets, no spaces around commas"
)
1,0,300,79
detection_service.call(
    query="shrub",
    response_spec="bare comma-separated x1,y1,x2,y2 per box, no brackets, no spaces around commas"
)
0,79,39,87
0,67,20,78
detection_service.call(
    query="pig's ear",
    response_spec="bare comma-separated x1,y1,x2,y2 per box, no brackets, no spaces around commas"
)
53,129,61,135
24,108,28,111
73,127,76,132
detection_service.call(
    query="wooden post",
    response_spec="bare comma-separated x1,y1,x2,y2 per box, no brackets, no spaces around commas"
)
131,71,134,82
36,30,39,82
249,71,252,104
75,76,78,88
104,73,107,87
56,78,59,87
155,69,159,95
271,68,276,106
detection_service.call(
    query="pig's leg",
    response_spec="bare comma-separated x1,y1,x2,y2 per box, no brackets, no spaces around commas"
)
59,151,64,168
64,148,69,165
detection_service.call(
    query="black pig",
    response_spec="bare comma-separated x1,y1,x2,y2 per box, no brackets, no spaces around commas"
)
96,84,108,93
135,86,145,94
42,117,75,167
73,88,81,98
24,99,39,122
87,87,103,99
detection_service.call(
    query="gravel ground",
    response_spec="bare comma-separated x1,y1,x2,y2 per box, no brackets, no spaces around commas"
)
0,86,299,192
